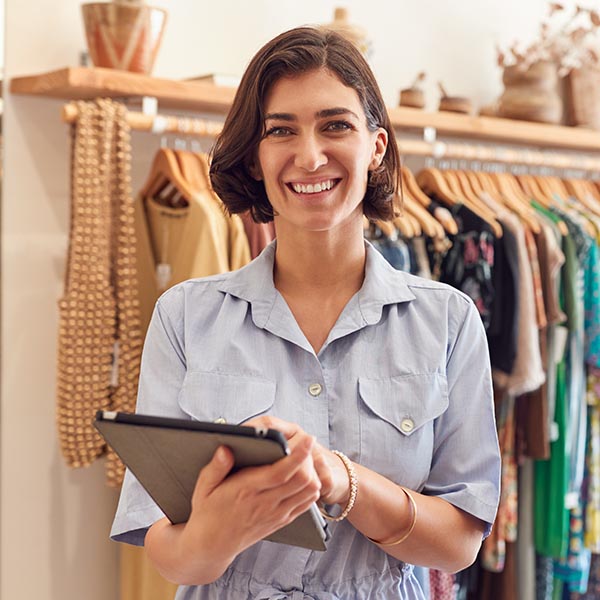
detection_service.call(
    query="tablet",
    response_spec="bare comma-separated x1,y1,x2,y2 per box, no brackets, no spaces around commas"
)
95,411,328,551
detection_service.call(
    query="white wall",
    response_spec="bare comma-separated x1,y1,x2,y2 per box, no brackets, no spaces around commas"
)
0,1,577,598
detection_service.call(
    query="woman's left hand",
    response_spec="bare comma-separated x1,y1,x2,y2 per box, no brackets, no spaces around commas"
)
243,415,351,508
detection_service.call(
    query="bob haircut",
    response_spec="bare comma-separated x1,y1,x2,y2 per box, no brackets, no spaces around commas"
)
210,26,401,223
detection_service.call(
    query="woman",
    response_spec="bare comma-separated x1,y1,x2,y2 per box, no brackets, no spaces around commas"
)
111,26,500,599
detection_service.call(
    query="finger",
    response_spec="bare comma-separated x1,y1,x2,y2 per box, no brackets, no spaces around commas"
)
252,434,316,491
270,481,322,526
242,415,303,440
193,445,235,501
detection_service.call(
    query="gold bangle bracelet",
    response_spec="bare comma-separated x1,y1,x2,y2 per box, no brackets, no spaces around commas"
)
318,450,358,522
366,486,418,546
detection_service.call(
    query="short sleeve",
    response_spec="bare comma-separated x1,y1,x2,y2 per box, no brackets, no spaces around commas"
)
110,290,188,546
423,299,501,537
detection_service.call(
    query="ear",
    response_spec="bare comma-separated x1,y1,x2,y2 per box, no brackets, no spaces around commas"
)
369,127,388,170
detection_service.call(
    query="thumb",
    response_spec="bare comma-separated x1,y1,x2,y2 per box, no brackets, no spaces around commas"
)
194,446,234,500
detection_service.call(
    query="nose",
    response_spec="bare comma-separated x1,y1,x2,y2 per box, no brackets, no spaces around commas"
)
294,133,327,172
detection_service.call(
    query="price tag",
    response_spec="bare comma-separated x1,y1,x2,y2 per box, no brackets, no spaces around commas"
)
156,263,172,291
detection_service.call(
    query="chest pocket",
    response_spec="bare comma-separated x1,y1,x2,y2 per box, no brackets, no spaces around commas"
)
178,371,276,424
358,373,449,488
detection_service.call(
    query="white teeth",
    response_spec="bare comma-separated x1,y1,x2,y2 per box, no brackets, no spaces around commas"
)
291,180,335,194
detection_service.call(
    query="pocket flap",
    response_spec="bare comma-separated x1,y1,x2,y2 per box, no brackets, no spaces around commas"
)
179,371,276,424
358,373,448,436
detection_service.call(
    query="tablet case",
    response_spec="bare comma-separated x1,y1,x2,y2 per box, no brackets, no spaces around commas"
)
95,411,328,551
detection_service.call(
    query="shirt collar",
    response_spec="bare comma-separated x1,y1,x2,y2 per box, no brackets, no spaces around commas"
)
217,239,416,331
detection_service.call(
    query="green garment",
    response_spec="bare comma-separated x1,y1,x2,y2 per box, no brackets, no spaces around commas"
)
532,201,577,560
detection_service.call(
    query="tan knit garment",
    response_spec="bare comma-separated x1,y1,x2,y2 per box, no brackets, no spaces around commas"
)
56,98,143,486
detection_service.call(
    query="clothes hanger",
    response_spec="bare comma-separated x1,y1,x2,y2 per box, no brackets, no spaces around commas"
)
417,167,503,237
401,166,458,234
397,172,445,239
140,148,193,208
404,211,422,237
402,197,446,239
516,174,552,207
563,178,600,218
483,172,541,234
440,169,504,230
515,174,570,236
174,150,206,194
463,170,487,198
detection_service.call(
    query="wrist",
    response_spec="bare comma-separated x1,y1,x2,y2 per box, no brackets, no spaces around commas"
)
177,516,236,583
319,450,358,522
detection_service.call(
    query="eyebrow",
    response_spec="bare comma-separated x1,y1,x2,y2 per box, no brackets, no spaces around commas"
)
264,107,360,121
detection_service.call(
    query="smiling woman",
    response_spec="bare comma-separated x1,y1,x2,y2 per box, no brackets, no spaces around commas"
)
210,27,400,225
110,26,501,600
253,68,388,237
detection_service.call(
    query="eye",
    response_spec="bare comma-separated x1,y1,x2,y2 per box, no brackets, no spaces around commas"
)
324,120,354,132
264,126,293,138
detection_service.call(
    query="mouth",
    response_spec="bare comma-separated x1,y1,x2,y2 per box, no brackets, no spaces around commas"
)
286,178,341,195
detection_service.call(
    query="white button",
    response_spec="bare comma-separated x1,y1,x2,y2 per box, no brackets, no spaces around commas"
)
400,418,414,433
214,417,227,424
308,383,323,397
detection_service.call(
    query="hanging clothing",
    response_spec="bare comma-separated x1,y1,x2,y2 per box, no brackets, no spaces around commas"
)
489,210,545,396
122,161,252,600
427,198,496,330
56,98,143,486
239,210,276,259
134,190,250,328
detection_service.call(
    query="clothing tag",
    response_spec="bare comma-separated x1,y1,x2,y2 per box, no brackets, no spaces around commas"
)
553,325,568,364
110,341,120,387
156,263,172,291
550,421,559,442
565,491,579,510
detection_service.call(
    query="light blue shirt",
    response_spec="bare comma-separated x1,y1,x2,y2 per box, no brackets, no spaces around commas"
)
111,240,500,599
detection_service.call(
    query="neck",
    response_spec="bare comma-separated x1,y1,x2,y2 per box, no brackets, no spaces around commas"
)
273,219,367,296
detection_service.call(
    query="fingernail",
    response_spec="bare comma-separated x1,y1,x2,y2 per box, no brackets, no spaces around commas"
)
215,447,226,463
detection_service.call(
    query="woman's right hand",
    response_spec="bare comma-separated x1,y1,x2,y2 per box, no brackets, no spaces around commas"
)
180,430,321,571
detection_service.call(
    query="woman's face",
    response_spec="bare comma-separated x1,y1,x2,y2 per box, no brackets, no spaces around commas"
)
254,68,387,236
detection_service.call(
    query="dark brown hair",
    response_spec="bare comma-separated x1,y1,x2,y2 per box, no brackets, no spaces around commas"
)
209,26,400,223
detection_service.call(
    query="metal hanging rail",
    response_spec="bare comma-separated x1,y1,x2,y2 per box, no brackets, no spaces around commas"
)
62,102,600,171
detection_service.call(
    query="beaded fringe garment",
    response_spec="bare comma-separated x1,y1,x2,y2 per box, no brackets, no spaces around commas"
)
56,98,143,487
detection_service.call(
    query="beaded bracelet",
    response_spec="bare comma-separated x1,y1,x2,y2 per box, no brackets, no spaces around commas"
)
318,450,358,522
366,486,418,546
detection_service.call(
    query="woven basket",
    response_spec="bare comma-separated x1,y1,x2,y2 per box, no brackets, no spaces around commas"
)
565,67,600,130
81,2,167,74
498,61,562,124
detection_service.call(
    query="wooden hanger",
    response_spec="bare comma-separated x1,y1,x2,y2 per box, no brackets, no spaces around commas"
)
417,167,503,237
483,172,541,234
516,174,572,236
140,148,193,208
516,174,554,207
563,178,600,218
402,198,446,239
401,166,459,235
174,150,206,194
397,172,446,239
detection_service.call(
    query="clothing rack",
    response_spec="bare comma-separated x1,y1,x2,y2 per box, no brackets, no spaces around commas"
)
61,102,224,137
61,102,600,171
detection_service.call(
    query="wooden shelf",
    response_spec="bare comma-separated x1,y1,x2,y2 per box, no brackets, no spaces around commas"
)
10,67,235,114
388,105,600,152
10,67,600,152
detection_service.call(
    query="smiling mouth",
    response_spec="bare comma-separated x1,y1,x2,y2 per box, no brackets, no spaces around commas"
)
287,179,341,194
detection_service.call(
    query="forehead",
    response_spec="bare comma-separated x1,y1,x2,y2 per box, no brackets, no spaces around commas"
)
263,68,365,118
